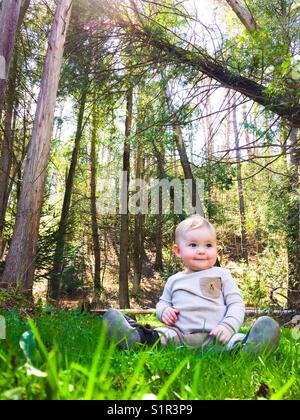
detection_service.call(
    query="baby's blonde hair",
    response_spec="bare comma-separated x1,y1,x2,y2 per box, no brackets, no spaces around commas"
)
175,215,216,244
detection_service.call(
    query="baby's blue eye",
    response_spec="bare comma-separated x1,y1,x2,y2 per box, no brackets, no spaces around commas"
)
206,244,213,248
189,243,197,247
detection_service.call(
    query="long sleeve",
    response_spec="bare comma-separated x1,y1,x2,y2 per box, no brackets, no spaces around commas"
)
219,270,245,333
156,278,173,322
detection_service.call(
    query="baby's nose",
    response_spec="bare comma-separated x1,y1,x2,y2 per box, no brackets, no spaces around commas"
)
197,246,205,253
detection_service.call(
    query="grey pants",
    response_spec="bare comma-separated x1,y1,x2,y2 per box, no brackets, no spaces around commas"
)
155,326,246,351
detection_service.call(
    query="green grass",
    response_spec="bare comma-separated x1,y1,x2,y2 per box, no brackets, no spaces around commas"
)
0,310,299,400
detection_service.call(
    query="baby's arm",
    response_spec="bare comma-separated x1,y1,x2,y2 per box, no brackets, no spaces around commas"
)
161,307,180,326
219,269,245,334
209,324,233,344
156,278,179,325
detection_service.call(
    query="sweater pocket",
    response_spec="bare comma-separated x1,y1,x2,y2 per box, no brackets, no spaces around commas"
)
200,277,222,299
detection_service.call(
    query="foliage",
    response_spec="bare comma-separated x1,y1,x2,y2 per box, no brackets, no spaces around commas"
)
0,311,299,400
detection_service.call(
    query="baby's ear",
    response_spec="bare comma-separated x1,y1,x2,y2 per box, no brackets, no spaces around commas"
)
172,244,180,257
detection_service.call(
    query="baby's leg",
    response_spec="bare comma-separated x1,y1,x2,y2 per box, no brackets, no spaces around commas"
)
155,326,208,348
154,326,184,346
242,316,280,354
103,309,160,349
226,316,281,354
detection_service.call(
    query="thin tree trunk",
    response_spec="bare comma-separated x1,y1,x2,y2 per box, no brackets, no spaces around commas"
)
132,140,145,294
119,88,133,308
152,142,166,271
225,93,231,154
225,0,259,32
90,100,101,295
17,0,31,30
226,0,258,159
203,85,215,219
243,103,254,159
165,84,204,216
49,81,88,300
0,0,22,122
1,0,73,295
204,91,214,156
286,128,300,308
0,54,17,259
232,99,248,262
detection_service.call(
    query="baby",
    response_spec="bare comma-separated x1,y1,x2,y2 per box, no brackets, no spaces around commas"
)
104,215,280,353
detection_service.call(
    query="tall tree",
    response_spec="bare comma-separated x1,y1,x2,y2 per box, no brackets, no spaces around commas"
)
152,141,167,271
0,54,18,259
242,103,254,159
225,0,259,31
132,136,145,294
90,99,101,295
49,80,89,300
0,0,22,122
1,0,73,295
286,128,300,308
232,97,248,262
0,0,31,259
119,88,133,308
165,83,204,216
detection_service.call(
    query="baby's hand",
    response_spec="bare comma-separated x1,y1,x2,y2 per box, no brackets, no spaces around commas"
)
162,307,180,326
209,324,233,345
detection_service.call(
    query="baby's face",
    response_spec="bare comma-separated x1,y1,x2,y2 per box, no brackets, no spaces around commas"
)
173,227,218,272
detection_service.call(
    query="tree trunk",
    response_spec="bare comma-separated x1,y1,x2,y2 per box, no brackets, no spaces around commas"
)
0,0,31,260
232,99,248,262
90,100,101,295
225,94,232,155
0,54,17,259
132,140,145,294
225,0,259,32
49,81,88,300
152,142,166,271
1,0,73,295
243,103,254,159
0,0,22,122
203,89,214,156
203,85,215,219
119,88,133,308
165,83,204,216
286,128,300,308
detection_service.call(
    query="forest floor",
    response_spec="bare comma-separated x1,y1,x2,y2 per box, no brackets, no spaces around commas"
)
33,254,166,311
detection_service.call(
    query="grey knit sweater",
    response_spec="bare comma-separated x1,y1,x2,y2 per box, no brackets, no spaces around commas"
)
156,267,245,334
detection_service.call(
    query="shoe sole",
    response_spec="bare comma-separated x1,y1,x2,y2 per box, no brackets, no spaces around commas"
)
243,316,280,355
